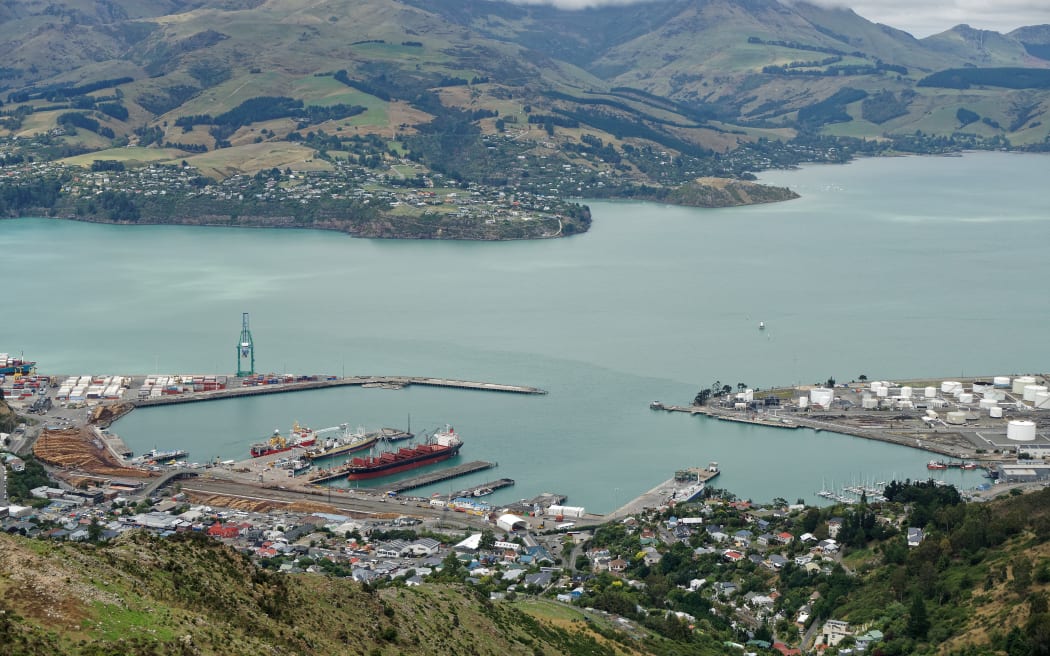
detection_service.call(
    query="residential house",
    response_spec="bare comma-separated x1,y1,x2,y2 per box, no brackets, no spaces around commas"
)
855,629,884,652
907,527,924,547
820,619,851,647
827,517,843,539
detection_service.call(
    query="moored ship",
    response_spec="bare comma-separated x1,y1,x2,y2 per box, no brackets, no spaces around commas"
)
250,429,293,458
927,460,948,470
304,425,379,460
0,354,35,376
346,425,463,480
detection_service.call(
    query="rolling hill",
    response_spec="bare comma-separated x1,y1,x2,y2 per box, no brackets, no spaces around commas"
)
0,0,1048,231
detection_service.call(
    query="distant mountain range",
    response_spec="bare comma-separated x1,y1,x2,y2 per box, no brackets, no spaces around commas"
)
1,0,1048,183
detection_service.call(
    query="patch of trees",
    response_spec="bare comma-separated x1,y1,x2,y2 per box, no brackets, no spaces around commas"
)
57,112,115,138
21,76,134,103
436,76,469,87
333,70,392,101
5,456,51,501
188,60,232,88
956,107,980,126
918,67,1050,90
401,41,423,47
747,35,867,59
78,190,140,222
97,102,129,121
543,89,712,127
763,61,905,77
861,90,910,124
527,113,579,129
174,97,367,131
796,87,868,127
0,177,65,215
610,86,719,123
91,160,125,172
136,85,200,115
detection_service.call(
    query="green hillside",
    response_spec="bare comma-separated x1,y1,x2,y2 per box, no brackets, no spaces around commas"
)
0,0,1049,237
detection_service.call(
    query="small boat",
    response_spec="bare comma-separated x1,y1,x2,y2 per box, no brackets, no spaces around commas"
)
472,487,493,497
759,321,765,330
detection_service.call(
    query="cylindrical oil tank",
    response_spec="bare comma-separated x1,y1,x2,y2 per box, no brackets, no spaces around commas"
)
1023,385,1047,402
993,376,1011,388
958,393,974,404
942,381,962,394
798,396,809,408
979,398,998,409
862,397,878,409
1034,392,1050,409
876,386,888,398
946,411,967,425
901,386,913,398
983,389,1006,401
1007,420,1036,441
929,398,947,408
972,381,991,394
1013,376,1036,394
990,407,1004,418
924,386,937,398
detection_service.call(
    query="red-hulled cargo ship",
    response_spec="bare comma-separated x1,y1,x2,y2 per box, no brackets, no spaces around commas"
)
346,425,462,480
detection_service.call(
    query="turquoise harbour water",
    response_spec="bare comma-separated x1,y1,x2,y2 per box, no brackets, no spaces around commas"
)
3,152,1047,510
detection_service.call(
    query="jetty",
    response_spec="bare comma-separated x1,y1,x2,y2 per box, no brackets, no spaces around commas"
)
449,478,515,498
130,375,546,408
607,464,721,519
386,461,497,494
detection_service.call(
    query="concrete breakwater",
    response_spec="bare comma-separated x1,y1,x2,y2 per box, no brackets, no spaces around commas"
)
129,375,547,408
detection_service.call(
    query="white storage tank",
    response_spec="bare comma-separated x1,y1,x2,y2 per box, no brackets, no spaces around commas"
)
924,386,937,398
898,399,913,409
979,398,999,410
798,396,809,409
1013,376,1036,394
983,389,1006,401
990,407,1004,418
971,381,991,394
870,381,883,391
901,386,913,398
876,386,888,398
1023,385,1047,402
946,411,968,425
941,381,962,394
929,398,947,408
1034,392,1050,409
810,388,834,408
1007,420,1037,441
958,393,974,404
993,376,1011,388
862,396,878,409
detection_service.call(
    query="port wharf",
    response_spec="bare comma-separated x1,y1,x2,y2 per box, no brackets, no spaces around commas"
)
607,465,721,519
129,375,546,408
384,461,497,494
651,401,976,457
449,478,516,499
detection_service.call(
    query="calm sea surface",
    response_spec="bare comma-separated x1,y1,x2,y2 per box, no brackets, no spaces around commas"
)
3,152,1047,510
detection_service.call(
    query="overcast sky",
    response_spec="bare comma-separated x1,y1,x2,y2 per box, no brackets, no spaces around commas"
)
508,0,1050,37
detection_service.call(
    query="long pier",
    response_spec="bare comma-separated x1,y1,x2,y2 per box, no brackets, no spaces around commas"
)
386,461,497,494
130,376,546,408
